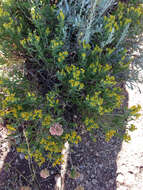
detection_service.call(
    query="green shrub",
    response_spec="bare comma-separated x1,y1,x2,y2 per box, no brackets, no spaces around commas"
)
0,0,142,166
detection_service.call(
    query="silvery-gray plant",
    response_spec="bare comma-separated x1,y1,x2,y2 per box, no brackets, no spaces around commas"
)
57,0,120,47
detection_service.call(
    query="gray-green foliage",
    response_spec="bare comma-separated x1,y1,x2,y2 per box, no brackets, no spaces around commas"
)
57,0,116,45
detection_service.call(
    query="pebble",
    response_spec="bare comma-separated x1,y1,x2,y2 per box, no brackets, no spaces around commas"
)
92,178,97,185
19,153,25,160
116,173,125,184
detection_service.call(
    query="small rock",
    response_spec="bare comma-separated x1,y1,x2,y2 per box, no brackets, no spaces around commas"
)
40,168,50,178
92,178,97,185
109,178,114,185
19,153,25,160
91,174,95,178
116,173,124,184
75,185,84,190
50,170,54,175
20,186,31,190
79,173,84,181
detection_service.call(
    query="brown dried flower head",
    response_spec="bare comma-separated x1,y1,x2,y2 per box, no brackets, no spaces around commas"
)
49,123,63,136
40,168,50,178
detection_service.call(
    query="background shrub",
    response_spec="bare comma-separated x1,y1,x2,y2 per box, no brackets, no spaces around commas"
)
0,0,142,166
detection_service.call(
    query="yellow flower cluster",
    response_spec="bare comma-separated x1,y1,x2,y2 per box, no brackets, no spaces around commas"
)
67,65,85,90
32,150,45,166
35,35,40,42
57,10,65,21
1,93,16,112
3,17,13,29
0,110,5,117
53,156,64,167
58,51,68,62
105,129,116,142
65,64,85,76
46,92,59,107
73,68,85,79
40,137,62,154
17,25,22,33
20,38,26,46
102,75,117,86
27,32,33,43
130,104,141,114
45,27,50,35
89,62,98,73
0,7,9,17
33,109,42,119
82,41,91,49
31,7,42,20
103,64,112,72
17,147,27,153
86,92,103,112
84,117,99,131
89,61,112,73
31,7,36,20
128,5,142,17
69,79,84,90
7,124,16,132
58,69,66,77
105,88,124,109
42,115,52,126
70,131,81,144
51,39,63,49
10,107,18,118
21,112,32,121
92,45,102,54
130,104,142,119
81,53,86,59
63,131,81,144
128,124,137,132
123,133,131,143
4,93,15,102
106,48,115,55
104,15,119,32
124,18,132,25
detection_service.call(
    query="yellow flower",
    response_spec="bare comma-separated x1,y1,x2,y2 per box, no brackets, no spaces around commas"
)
45,27,50,35
58,10,65,20
69,79,75,87
83,41,91,49
7,124,16,131
25,155,29,160
105,130,116,142
42,115,52,126
129,124,137,132
63,133,70,140
124,18,132,25
17,148,26,153
17,105,22,110
40,138,47,144
79,83,84,89
21,112,31,120
58,57,62,62
35,35,40,42
135,113,142,119
72,131,77,138
123,133,131,142
63,51,68,56
74,81,80,87
33,109,42,119
0,110,5,117
81,53,86,59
